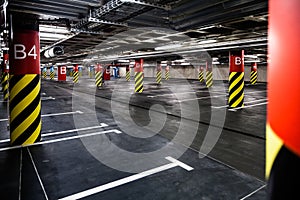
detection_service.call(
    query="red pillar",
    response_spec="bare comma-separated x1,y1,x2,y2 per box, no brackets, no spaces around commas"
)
228,50,245,108
250,62,258,85
125,66,130,81
205,59,213,87
95,64,103,87
9,14,41,145
73,64,79,83
156,61,162,84
134,59,144,93
58,65,67,81
266,0,300,198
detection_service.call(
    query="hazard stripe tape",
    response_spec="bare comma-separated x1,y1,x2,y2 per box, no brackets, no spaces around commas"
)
135,72,144,93
43,71,47,79
50,71,54,80
156,71,162,84
250,71,258,84
165,71,170,80
206,71,213,87
9,74,41,146
73,71,79,83
199,71,204,82
95,72,103,87
126,71,130,81
228,72,244,108
2,72,9,100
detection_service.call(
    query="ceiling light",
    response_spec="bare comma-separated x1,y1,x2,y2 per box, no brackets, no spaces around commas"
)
155,44,182,51
198,25,216,30
40,25,69,34
244,55,258,59
40,32,68,39
198,39,217,44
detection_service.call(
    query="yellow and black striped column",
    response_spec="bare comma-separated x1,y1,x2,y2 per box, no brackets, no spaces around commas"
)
250,62,258,85
228,50,245,108
95,64,103,87
198,66,204,83
126,66,130,81
50,66,54,80
89,66,93,78
79,66,83,77
73,64,79,84
134,59,144,93
42,68,47,79
205,61,213,87
9,15,41,146
266,1,300,198
156,61,162,84
69,69,73,77
2,52,9,101
2,72,9,101
165,65,170,80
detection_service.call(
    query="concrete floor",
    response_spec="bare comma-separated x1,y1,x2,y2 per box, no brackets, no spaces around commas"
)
0,75,267,199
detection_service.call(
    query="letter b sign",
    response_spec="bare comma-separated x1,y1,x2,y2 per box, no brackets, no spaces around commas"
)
60,66,66,74
235,57,242,65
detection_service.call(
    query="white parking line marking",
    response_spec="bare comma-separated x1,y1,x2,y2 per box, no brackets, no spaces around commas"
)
240,185,266,200
41,110,83,117
0,129,121,152
212,98,268,109
18,149,23,200
43,124,108,137
147,90,226,98
229,102,268,111
58,157,193,200
0,111,84,122
179,95,227,102
0,124,108,144
27,148,49,200
41,96,56,101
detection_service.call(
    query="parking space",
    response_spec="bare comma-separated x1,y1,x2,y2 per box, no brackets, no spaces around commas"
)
0,76,267,199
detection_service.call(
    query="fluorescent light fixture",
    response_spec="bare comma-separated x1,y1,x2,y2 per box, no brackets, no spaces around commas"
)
244,60,261,63
198,25,216,30
244,55,258,59
40,32,68,39
40,25,70,34
181,62,191,65
117,59,130,63
155,44,182,51
212,61,220,64
198,39,217,45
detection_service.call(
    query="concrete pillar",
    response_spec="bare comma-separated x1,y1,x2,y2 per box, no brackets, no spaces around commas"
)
9,14,41,145
73,64,79,84
1,51,9,101
134,59,144,93
42,67,47,79
156,61,162,84
50,65,54,80
228,50,245,108
126,66,130,81
266,0,300,198
198,66,204,83
205,59,213,87
165,64,170,80
95,64,103,87
250,62,258,85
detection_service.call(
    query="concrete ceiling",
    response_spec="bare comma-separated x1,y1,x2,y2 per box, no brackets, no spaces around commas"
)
1,0,268,66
